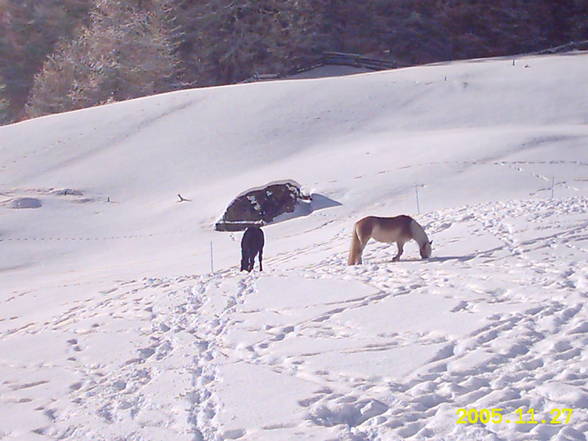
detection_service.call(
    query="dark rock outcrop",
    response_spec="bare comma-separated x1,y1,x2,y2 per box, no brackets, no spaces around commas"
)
215,180,311,231
7,197,42,209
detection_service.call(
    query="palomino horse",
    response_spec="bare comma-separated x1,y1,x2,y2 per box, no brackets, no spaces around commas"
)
348,215,432,265
241,226,265,272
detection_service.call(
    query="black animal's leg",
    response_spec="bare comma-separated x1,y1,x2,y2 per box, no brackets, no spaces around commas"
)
393,241,404,262
259,249,263,271
248,256,254,272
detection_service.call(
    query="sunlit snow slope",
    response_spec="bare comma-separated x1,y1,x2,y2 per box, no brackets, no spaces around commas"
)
1,52,587,441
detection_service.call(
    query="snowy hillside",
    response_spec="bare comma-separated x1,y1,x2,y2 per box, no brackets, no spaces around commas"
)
1,52,587,441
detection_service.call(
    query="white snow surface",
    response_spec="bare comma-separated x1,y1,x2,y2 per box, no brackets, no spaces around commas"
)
1,52,588,441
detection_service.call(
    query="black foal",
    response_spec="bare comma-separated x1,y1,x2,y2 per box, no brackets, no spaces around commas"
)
240,227,264,272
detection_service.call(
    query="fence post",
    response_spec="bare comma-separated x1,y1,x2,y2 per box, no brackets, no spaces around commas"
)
551,176,555,199
210,240,214,273
415,184,421,214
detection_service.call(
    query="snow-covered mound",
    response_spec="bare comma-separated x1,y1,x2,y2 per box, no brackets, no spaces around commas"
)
0,52,587,441
4,197,42,209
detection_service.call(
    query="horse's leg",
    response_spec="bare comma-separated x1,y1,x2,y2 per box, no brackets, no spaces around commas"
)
357,237,370,264
392,241,405,262
357,241,367,264
241,248,247,271
258,249,263,271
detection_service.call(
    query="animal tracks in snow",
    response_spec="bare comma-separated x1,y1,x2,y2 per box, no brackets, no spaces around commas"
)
214,197,588,440
1,197,587,440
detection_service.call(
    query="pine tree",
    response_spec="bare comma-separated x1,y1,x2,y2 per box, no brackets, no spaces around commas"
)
170,0,325,86
0,0,91,121
0,81,10,124
26,0,181,118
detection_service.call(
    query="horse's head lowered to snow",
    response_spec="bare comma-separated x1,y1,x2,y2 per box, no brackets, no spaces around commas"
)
420,240,433,259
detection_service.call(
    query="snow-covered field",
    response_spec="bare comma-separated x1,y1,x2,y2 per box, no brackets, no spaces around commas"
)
1,52,587,441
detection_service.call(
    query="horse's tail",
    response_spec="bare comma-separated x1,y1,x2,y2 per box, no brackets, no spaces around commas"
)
348,224,362,265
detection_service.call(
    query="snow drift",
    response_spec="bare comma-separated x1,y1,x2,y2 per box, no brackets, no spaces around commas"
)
1,52,587,441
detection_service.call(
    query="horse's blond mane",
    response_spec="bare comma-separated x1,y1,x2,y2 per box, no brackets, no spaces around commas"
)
409,219,432,258
409,219,429,245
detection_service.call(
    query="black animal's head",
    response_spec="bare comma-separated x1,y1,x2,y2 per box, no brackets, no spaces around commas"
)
241,257,253,272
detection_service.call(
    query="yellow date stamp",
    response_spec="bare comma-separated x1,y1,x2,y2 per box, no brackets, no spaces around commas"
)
456,408,573,425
